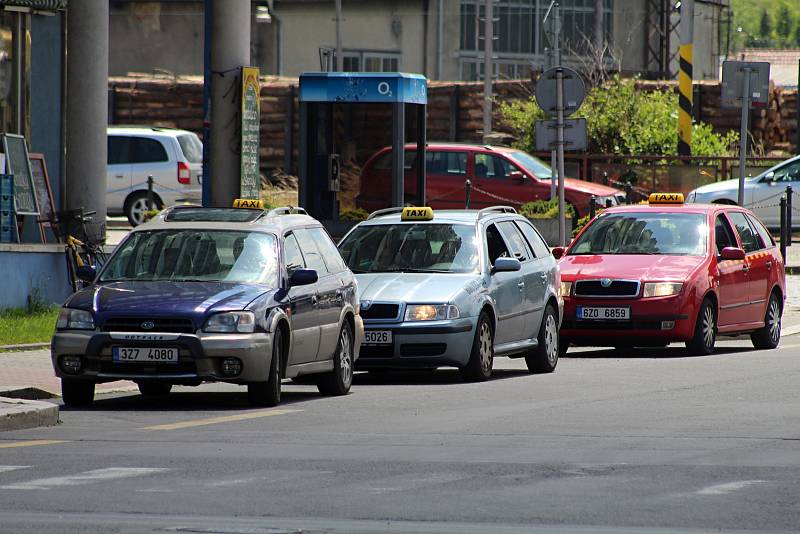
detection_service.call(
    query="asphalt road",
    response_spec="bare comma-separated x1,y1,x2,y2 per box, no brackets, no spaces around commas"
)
1,339,800,534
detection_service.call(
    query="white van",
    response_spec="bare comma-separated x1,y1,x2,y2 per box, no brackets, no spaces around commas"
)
107,126,203,225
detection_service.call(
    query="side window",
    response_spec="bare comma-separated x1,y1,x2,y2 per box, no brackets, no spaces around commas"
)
475,153,515,180
108,136,131,165
485,223,511,265
772,160,800,182
131,137,169,163
515,220,551,258
426,151,468,176
728,212,760,253
308,227,347,273
283,233,306,275
497,221,532,262
747,214,774,248
294,228,329,274
714,214,737,255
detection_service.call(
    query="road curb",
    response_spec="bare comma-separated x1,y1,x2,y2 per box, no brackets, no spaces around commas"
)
0,343,50,352
781,324,800,337
0,396,59,432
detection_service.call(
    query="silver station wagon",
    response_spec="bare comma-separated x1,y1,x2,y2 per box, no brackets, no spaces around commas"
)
338,206,563,380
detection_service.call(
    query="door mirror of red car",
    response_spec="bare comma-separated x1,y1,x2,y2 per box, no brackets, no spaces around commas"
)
552,246,565,259
509,170,526,182
720,246,745,261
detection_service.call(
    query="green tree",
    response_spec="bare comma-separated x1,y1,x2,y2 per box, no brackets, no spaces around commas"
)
758,9,772,42
776,5,793,46
795,22,800,46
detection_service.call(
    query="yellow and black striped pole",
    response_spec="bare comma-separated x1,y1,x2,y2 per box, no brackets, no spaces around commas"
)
678,0,694,156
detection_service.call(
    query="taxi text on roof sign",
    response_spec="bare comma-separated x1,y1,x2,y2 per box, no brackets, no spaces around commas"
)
648,193,684,204
233,198,265,209
401,206,434,221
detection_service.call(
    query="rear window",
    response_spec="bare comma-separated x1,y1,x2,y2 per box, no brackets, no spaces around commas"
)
177,133,203,164
131,137,168,163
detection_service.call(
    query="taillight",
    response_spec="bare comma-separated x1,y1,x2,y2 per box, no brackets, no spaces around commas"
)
178,161,191,184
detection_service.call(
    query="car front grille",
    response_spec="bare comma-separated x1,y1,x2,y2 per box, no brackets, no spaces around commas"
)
573,280,640,298
358,344,394,358
101,316,196,334
360,303,400,321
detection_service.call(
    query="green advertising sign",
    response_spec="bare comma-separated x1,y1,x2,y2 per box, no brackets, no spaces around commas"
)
240,67,261,199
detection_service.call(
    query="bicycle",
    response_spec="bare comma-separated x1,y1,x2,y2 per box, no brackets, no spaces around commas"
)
57,208,108,293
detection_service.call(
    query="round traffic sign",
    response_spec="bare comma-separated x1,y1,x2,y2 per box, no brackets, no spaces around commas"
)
535,66,586,118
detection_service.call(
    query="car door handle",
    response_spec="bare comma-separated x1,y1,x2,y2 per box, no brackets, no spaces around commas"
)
311,295,318,306
517,282,525,290
742,264,750,272
115,174,125,179
766,261,772,269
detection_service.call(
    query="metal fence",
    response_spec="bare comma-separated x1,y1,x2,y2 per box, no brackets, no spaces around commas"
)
534,153,787,202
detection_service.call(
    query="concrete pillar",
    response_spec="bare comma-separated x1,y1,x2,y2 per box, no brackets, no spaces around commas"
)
210,0,251,207
65,0,109,240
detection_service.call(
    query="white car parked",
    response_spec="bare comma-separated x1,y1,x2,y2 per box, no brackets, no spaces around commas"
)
687,155,800,228
108,126,203,225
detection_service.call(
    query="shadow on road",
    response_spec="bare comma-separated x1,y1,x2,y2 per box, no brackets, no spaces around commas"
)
352,367,531,386
564,344,756,359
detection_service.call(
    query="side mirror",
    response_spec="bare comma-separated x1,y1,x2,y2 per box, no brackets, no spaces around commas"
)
289,268,318,287
76,265,97,283
492,257,521,273
552,246,565,259
509,170,525,183
720,246,745,261
763,172,775,184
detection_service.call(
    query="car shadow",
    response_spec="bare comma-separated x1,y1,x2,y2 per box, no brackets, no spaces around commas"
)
353,367,531,386
61,384,327,412
564,344,756,359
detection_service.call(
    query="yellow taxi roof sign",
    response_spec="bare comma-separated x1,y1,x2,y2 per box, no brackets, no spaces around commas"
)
233,198,265,209
648,193,684,204
401,206,434,221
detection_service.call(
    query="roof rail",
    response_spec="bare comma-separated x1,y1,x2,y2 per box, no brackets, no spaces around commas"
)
367,207,405,220
477,206,517,219
266,206,308,217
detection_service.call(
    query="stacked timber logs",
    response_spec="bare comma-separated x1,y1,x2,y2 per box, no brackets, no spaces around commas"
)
108,74,799,180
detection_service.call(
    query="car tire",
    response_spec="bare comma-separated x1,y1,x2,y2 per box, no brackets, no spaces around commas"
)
137,381,172,397
61,379,95,407
686,298,716,355
526,304,559,373
317,321,354,396
461,312,494,382
247,327,283,407
751,291,782,350
559,336,571,358
125,191,162,227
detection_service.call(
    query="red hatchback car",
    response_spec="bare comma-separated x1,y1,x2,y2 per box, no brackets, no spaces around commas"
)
555,194,785,355
357,143,624,217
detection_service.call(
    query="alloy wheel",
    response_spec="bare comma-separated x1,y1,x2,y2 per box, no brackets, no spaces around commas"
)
129,197,150,225
339,326,353,389
479,322,493,374
545,314,558,365
702,305,715,350
768,297,781,344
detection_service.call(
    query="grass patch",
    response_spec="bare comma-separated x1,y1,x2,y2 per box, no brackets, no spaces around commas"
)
0,306,59,346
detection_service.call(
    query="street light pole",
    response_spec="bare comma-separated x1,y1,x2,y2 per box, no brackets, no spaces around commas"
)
335,0,343,71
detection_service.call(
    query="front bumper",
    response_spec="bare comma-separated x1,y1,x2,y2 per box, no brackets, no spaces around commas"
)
50,329,273,384
356,317,477,369
560,294,697,345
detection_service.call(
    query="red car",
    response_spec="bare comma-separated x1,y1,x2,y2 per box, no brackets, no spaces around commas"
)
357,143,624,217
554,194,785,355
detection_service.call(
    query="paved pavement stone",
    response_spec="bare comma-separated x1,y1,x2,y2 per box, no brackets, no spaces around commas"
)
0,396,58,432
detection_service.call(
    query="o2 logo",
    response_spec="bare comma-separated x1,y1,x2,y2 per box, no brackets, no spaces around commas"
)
377,81,393,97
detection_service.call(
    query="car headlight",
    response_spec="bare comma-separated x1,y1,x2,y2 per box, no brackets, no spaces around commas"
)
558,281,572,297
404,304,460,321
204,311,256,333
643,282,683,298
55,308,95,330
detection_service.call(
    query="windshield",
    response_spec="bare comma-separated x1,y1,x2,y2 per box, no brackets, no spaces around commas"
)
569,212,707,256
506,151,552,179
339,223,479,273
100,230,279,285
177,133,203,164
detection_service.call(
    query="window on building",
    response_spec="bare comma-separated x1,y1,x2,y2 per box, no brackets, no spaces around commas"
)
0,10,29,137
459,0,613,80
342,51,400,73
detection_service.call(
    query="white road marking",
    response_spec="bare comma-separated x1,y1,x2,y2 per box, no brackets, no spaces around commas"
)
0,466,30,474
0,467,169,491
366,473,469,493
696,480,766,495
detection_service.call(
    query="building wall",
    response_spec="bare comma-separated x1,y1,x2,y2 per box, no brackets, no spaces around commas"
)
0,246,71,310
30,12,64,213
